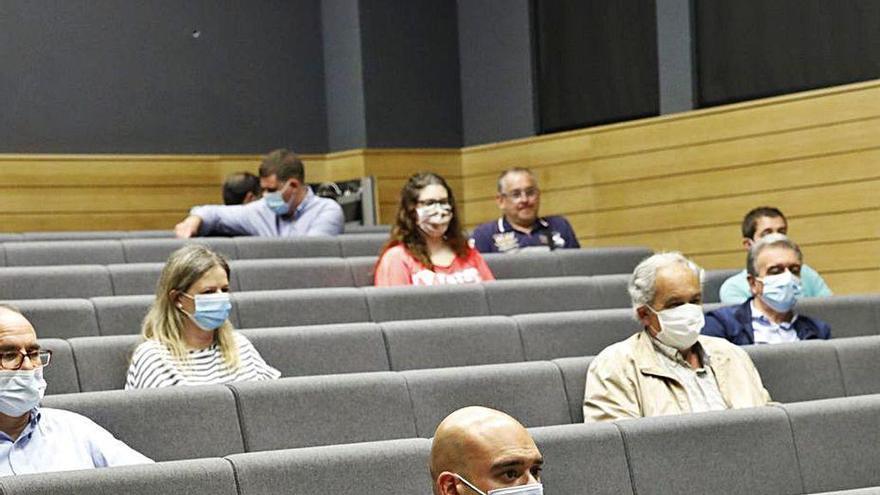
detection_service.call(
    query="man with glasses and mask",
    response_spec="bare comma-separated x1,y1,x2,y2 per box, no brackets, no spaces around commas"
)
470,168,579,253
175,148,344,238
583,253,771,422
0,305,152,475
430,406,544,495
702,234,831,345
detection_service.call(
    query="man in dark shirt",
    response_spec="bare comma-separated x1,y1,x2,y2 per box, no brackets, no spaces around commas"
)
470,168,579,253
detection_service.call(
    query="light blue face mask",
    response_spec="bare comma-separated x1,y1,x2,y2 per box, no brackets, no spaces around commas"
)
0,368,46,417
757,270,802,313
180,292,232,331
455,474,544,495
264,182,292,216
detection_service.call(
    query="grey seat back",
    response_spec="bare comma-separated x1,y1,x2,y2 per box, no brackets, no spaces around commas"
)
557,247,652,276
702,268,741,304
780,395,880,493
4,240,125,266
482,252,564,279
227,438,433,495
91,295,157,336
241,324,389,377
338,233,388,257
552,356,593,423
233,288,369,328
10,299,99,339
798,294,880,339
347,256,377,286
0,458,238,495
617,407,803,495
69,335,141,392
530,423,634,495
39,338,80,395
41,386,244,461
515,308,638,360
381,316,524,370
486,275,630,315
743,340,845,403
232,258,354,291
0,265,113,299
403,361,571,437
365,284,489,322
20,231,127,241
107,263,168,296
121,238,239,263
233,236,341,259
831,335,880,396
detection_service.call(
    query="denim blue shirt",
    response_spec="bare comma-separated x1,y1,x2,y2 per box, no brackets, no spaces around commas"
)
0,407,152,476
191,187,344,237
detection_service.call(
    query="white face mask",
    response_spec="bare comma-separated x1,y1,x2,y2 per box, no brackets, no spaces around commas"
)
0,368,46,417
417,203,453,238
647,303,705,351
456,474,544,495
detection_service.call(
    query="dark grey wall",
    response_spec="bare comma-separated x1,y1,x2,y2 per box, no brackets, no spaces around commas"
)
322,0,367,151
0,0,327,153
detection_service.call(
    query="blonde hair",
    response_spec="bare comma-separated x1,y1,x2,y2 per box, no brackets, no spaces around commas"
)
141,244,240,371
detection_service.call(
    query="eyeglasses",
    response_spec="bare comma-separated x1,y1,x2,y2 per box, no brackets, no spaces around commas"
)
0,350,52,370
500,187,539,201
416,199,450,207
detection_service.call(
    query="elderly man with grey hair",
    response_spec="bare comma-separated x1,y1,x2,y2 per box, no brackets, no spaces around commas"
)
702,233,831,345
583,252,771,422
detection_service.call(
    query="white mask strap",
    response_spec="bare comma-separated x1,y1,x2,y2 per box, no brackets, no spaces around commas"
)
455,475,489,495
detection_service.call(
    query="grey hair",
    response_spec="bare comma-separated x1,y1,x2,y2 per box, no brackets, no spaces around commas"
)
496,167,536,193
628,252,703,314
746,233,803,277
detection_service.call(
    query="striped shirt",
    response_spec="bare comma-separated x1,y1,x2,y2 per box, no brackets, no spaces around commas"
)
125,333,280,389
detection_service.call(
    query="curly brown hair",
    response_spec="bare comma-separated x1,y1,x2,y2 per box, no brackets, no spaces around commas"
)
378,172,469,270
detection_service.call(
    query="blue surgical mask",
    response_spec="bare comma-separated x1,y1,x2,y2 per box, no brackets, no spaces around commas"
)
180,292,232,331
264,182,292,216
757,270,802,313
0,368,46,417
456,474,544,495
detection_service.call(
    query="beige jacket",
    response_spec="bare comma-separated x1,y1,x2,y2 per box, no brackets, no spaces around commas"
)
583,331,771,422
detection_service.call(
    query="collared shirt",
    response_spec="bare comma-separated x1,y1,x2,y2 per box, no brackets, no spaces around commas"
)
749,300,800,344
649,336,728,414
718,265,831,304
470,215,580,253
0,407,153,476
191,186,344,237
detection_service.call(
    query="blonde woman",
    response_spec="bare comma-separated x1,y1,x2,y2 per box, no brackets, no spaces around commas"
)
125,245,279,389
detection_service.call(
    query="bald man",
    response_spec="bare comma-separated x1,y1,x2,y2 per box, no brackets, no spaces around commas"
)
430,406,544,495
0,305,152,475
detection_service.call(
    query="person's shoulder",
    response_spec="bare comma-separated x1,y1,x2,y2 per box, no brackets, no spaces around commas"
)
39,407,102,428
314,195,343,212
232,331,254,348
470,219,499,237
130,339,171,364
379,244,410,260
700,335,750,358
544,215,573,226
592,333,641,364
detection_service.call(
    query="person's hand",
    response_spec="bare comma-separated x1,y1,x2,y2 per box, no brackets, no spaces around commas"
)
174,215,202,239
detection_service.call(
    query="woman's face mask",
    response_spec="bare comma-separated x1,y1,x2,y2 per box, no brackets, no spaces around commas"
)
416,202,453,238
178,292,232,331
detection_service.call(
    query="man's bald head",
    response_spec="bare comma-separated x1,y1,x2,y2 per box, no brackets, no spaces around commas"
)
431,407,542,495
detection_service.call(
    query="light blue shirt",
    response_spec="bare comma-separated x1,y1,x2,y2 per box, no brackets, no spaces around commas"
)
750,300,799,344
0,407,153,476
719,264,832,305
191,187,344,237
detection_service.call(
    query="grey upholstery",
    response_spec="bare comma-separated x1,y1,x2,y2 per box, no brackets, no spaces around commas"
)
403,361,571,437
743,340,845,403
530,423,634,495
4,240,125,266
10,299,99,338
702,268,741,304
91,295,156,336
0,244,5,266
485,276,622,315
232,258,355,291
552,356,593,423
782,395,880,493
241,324,389,377
0,265,113,299
809,489,880,495
20,231,127,241
42,386,244,461
347,256,377,286
343,224,392,234
832,336,880,396
228,372,416,451
365,284,489,322
0,458,237,495
381,316,524,370
39,338,80,395
233,288,369,328
106,263,167,296
337,233,388,257
558,247,652,277
515,308,638,360
483,252,564,279
799,294,880,339
120,230,176,239
0,233,23,243
121,238,239,263
617,406,803,495
69,335,141,392
227,438,433,495
233,236,341,259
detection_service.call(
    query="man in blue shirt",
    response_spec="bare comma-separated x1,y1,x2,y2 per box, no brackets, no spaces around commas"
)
0,305,152,476
175,149,344,238
470,167,579,253
719,206,831,304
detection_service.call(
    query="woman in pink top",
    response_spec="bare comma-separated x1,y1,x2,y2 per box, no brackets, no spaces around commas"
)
374,172,495,286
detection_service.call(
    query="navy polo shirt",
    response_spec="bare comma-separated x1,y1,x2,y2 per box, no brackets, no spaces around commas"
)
470,216,580,253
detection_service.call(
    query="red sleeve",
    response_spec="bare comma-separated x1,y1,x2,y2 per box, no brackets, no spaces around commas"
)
374,245,415,286
469,248,495,282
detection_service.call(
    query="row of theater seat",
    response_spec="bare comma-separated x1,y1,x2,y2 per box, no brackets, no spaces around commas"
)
10,394,880,495
0,225,390,243
0,248,659,299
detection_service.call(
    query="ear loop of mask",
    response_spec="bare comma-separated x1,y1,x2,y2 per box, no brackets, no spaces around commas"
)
454,475,488,495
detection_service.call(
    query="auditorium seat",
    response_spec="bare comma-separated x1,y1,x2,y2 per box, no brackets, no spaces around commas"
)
0,458,238,495
233,288,369,328
798,294,880,339
347,256,376,286
11,299,99,339
38,338,80,395
403,361,571,437
743,340,846,403
530,423,635,495
41,386,244,461
557,246,652,277
233,236,341,259
106,263,166,296
69,335,141,392
232,258,355,291
380,316,523,370
4,240,125,266
342,224,392,234
552,356,593,423
483,252,564,279
830,336,880,397
515,308,637,360
337,233,387,257
121,238,239,263
617,406,802,495
0,233,23,243
702,268,741,304
484,275,630,315
226,438,432,495
91,295,161,336
0,265,113,300
364,284,489,322
228,372,416,451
